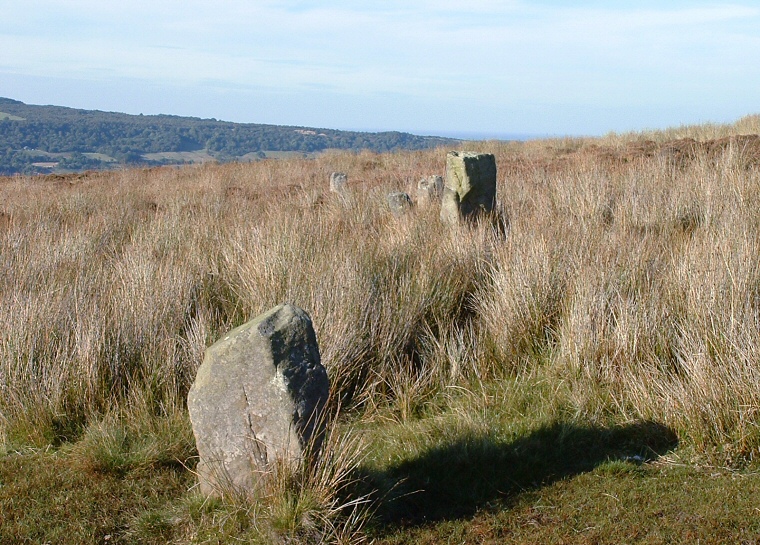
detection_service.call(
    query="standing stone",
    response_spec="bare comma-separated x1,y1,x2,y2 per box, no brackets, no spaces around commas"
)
440,152,497,225
417,175,444,207
187,303,329,497
387,192,413,216
329,172,348,194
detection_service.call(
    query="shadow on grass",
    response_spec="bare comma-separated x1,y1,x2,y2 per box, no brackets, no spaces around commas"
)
359,420,677,527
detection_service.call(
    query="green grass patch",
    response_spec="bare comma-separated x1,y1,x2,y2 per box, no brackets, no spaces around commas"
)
358,411,678,526
68,407,195,476
5,413,759,544
0,449,192,544
374,464,760,544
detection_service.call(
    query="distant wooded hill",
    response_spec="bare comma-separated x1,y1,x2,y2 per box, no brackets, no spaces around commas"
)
0,97,459,175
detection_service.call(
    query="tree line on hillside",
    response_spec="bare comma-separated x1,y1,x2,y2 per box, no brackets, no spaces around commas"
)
0,98,457,175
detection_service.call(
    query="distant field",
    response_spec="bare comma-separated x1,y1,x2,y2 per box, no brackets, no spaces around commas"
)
144,149,325,164
0,111,24,121
258,149,325,159
21,149,61,158
142,150,217,163
83,152,117,163
19,150,118,173
20,149,80,160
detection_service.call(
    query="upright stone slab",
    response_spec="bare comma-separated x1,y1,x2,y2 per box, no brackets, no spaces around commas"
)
440,152,497,225
417,175,444,207
187,303,329,497
329,172,348,194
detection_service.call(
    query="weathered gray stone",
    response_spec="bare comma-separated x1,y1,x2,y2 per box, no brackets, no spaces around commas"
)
329,172,348,194
440,152,497,225
387,192,413,216
187,303,329,497
417,175,444,207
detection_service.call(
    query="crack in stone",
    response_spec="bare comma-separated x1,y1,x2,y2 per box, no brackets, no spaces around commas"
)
242,385,268,466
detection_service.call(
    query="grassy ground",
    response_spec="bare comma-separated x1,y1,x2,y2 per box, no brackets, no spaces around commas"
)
375,462,760,544
0,448,192,543
2,411,758,544
2,115,760,543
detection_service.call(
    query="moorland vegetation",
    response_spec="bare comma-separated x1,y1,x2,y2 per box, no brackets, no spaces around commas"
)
2,115,760,543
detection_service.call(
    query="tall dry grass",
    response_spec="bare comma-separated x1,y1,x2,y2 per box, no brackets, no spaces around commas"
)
603,113,760,144
1,125,760,469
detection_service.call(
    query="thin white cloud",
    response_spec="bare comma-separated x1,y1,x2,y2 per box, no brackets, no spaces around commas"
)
1,1,759,132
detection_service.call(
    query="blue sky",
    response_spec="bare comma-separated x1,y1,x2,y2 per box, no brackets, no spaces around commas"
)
1,1,759,136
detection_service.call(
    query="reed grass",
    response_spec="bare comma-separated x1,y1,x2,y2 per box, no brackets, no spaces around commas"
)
2,114,760,542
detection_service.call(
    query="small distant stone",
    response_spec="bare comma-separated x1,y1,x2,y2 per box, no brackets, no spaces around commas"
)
187,303,329,497
417,175,444,207
387,192,413,215
329,172,348,194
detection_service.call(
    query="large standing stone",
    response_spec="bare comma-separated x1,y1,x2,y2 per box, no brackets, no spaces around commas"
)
417,175,444,207
329,172,348,194
187,303,329,497
440,152,497,225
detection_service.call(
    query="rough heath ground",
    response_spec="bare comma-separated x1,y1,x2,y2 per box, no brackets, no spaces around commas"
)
2,116,760,543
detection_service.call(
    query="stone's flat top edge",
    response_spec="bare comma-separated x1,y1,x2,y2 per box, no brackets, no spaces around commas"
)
446,151,495,159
